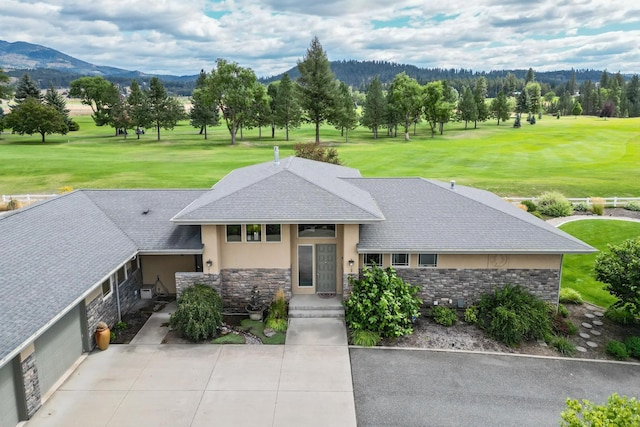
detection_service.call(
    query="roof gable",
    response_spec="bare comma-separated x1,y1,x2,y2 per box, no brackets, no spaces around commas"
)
173,156,384,223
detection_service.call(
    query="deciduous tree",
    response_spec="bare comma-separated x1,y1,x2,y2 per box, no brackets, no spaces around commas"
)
272,73,302,141
5,97,67,142
297,37,336,143
69,76,120,127
490,91,511,125
189,70,219,140
473,77,489,128
387,72,423,141
457,86,477,129
127,80,150,139
423,81,444,137
246,83,271,139
329,81,358,142
594,238,640,316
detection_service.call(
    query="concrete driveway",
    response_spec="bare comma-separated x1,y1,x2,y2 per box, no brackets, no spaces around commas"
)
351,348,640,427
24,318,356,427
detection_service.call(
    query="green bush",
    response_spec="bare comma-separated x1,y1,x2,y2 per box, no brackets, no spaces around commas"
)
552,336,577,356
561,393,640,426
606,340,630,360
113,321,127,331
169,284,222,342
431,306,457,326
344,264,422,338
476,285,552,347
559,288,584,304
624,200,640,212
265,317,288,333
605,306,636,325
624,336,640,358
521,200,537,213
573,201,589,212
464,306,478,324
265,288,288,333
351,330,381,347
67,120,80,132
558,304,569,318
536,191,573,217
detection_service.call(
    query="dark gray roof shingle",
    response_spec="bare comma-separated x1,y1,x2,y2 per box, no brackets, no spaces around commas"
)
348,178,595,254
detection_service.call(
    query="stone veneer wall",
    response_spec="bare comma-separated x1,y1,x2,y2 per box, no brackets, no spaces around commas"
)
85,269,142,348
20,354,40,418
395,268,561,307
176,269,291,312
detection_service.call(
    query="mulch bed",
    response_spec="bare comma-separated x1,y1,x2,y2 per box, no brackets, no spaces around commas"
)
110,309,153,344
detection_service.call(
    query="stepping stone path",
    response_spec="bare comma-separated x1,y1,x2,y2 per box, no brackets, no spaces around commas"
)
579,333,590,339
591,330,601,336
586,341,598,348
584,313,595,319
582,322,593,329
576,346,587,353
593,320,603,326
574,307,607,355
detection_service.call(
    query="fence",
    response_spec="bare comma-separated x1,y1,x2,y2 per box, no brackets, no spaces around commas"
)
506,197,640,208
2,194,58,204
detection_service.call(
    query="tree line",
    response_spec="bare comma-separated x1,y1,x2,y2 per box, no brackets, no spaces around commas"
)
1,39,639,143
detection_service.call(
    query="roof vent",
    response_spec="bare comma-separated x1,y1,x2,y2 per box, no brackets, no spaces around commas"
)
274,146,280,166
142,209,150,215
450,180,456,190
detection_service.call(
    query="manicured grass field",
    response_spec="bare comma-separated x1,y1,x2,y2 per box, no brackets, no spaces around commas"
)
559,219,640,308
0,114,639,196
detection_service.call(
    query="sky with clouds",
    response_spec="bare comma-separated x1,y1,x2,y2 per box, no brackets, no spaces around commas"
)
0,0,639,77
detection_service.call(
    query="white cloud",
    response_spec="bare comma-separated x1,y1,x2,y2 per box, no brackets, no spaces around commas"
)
0,0,638,76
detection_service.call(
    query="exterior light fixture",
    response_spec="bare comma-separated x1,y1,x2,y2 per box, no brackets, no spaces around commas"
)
348,259,354,273
206,259,213,273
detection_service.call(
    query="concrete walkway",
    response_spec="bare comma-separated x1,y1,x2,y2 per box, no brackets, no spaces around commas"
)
546,214,640,227
24,311,356,427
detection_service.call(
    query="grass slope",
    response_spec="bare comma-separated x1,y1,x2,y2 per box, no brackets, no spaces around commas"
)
560,220,640,308
0,115,639,196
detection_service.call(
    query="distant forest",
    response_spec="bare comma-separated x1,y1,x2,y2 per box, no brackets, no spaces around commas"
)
6,60,626,98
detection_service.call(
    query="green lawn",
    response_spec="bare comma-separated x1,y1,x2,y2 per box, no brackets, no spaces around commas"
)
0,114,639,196
559,220,640,308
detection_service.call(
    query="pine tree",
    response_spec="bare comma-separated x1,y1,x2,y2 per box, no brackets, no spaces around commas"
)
473,77,489,128
297,37,336,143
515,89,531,125
273,73,302,141
457,86,478,129
44,84,73,130
14,74,41,103
360,76,386,139
127,79,149,138
145,77,185,141
329,81,358,142
189,70,219,139
490,91,511,125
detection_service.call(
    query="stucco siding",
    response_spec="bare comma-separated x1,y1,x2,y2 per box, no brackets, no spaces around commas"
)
141,255,198,294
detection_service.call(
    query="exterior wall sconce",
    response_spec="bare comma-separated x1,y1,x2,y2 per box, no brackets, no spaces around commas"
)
206,259,213,273
348,259,354,273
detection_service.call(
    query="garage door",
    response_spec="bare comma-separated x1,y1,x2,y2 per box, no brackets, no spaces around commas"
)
0,361,20,427
35,305,83,396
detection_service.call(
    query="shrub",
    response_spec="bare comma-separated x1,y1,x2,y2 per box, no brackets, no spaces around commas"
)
590,197,605,216
67,120,80,131
476,285,552,347
558,304,569,318
169,284,222,342
6,198,21,211
265,288,288,333
521,200,537,213
464,306,478,324
606,340,630,360
58,185,74,193
605,306,636,325
431,306,457,326
351,330,381,347
624,200,640,212
294,142,341,165
536,191,573,217
561,393,640,426
624,336,640,358
552,312,577,336
573,201,589,212
344,264,422,338
552,336,576,356
559,288,584,304
113,321,127,331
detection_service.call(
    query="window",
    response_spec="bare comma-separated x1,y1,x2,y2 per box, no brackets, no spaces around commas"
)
298,245,313,287
392,253,409,267
101,278,112,298
246,224,262,242
363,253,382,266
117,266,126,284
266,224,281,242
298,224,336,238
226,224,242,242
419,253,438,268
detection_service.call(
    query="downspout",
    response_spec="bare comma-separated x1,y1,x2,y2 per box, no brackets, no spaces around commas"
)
115,277,122,321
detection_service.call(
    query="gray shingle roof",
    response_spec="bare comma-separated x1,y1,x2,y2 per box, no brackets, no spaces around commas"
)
347,178,595,254
0,192,138,365
84,190,205,253
172,156,385,223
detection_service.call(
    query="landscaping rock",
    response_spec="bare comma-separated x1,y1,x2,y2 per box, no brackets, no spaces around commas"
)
586,341,598,348
263,327,276,338
594,311,604,317
579,333,590,339
581,322,593,329
584,313,595,319
591,330,601,336
593,320,603,326
576,346,587,353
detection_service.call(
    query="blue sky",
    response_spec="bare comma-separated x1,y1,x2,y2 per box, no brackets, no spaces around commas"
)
0,0,638,77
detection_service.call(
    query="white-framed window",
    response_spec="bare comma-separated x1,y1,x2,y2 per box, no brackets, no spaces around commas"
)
266,224,281,242
226,224,242,242
392,253,409,267
298,224,336,238
246,224,262,242
418,253,438,268
363,253,382,267
101,275,113,298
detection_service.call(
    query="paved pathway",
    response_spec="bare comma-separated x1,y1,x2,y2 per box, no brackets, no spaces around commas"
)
546,214,640,227
24,313,356,427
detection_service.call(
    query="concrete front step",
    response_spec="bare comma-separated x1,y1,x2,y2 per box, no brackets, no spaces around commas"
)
289,308,345,318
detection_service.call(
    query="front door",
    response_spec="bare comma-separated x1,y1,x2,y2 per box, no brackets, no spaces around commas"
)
316,244,336,293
